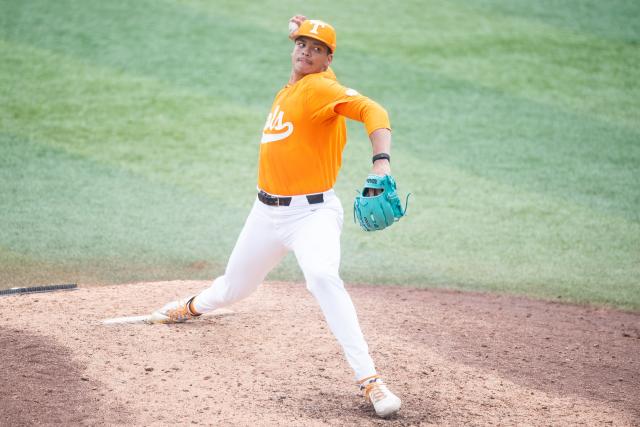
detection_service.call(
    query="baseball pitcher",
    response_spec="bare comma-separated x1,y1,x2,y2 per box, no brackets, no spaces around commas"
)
148,15,403,418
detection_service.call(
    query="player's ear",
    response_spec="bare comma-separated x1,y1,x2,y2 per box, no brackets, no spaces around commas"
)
325,52,333,68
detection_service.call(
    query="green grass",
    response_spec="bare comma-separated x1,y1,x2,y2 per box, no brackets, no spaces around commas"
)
1,0,639,310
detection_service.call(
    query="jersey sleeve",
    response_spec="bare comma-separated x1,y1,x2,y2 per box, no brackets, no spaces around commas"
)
308,77,391,135
334,97,390,135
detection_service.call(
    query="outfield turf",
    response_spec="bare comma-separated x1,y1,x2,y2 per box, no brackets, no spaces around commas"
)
1,0,639,309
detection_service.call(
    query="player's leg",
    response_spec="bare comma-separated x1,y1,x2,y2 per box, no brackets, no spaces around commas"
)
192,200,287,313
291,199,375,378
291,197,400,417
149,200,287,323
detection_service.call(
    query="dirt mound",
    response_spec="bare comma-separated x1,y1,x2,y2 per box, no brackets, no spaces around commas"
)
1,281,638,425
0,328,131,425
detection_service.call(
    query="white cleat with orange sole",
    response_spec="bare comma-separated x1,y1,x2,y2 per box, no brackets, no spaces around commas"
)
359,375,402,418
147,296,200,324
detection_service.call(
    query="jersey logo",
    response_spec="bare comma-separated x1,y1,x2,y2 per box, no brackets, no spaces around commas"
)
261,105,293,144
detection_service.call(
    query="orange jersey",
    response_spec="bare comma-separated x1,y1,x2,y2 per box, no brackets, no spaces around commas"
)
258,69,390,196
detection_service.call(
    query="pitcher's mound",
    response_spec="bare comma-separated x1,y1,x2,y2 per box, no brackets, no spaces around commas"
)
1,280,638,425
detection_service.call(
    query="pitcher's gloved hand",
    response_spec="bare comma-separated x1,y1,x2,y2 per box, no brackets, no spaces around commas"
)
353,174,410,231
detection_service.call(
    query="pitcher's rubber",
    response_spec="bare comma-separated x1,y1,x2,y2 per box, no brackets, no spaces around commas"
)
0,283,77,296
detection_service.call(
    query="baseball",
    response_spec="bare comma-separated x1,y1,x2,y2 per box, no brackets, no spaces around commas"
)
288,21,299,34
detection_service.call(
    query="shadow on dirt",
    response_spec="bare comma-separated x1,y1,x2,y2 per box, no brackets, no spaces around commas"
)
397,290,640,419
0,327,130,425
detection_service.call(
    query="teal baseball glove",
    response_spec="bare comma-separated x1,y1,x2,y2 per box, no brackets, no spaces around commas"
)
353,174,410,231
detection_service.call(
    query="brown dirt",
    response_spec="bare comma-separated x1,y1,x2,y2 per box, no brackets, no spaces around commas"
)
0,280,638,426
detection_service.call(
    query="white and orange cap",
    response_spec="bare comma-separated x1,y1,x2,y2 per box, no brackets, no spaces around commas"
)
294,19,337,53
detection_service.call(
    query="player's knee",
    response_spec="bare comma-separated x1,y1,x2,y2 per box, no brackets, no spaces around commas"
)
304,268,343,294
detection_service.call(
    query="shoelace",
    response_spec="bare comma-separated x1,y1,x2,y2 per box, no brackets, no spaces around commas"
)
364,381,387,403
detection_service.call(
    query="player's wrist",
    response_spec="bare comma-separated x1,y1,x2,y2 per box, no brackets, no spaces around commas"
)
371,163,391,177
372,153,390,164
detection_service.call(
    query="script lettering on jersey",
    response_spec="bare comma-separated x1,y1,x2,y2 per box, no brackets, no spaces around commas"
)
261,105,293,144
309,20,327,34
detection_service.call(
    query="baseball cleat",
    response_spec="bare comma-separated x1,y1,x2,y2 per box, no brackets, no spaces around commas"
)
359,375,401,418
147,296,200,324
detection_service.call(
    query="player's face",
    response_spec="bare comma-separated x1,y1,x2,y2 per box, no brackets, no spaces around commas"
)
291,37,333,76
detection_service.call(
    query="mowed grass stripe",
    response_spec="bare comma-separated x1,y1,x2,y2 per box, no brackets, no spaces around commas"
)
4,37,636,230
4,0,636,148
337,153,640,309
337,5,640,131
0,39,261,201
387,91,640,224
331,46,639,223
6,28,640,227
451,0,640,43
0,0,290,108
179,0,640,130
0,133,234,283
3,0,637,130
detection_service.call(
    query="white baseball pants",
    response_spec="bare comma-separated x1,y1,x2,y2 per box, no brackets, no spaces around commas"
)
192,190,377,380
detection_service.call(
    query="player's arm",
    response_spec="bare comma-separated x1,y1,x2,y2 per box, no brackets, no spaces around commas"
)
309,78,392,177
334,99,391,197
334,99,391,176
369,128,391,176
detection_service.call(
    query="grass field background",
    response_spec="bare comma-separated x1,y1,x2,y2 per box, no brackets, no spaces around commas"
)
1,0,639,309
